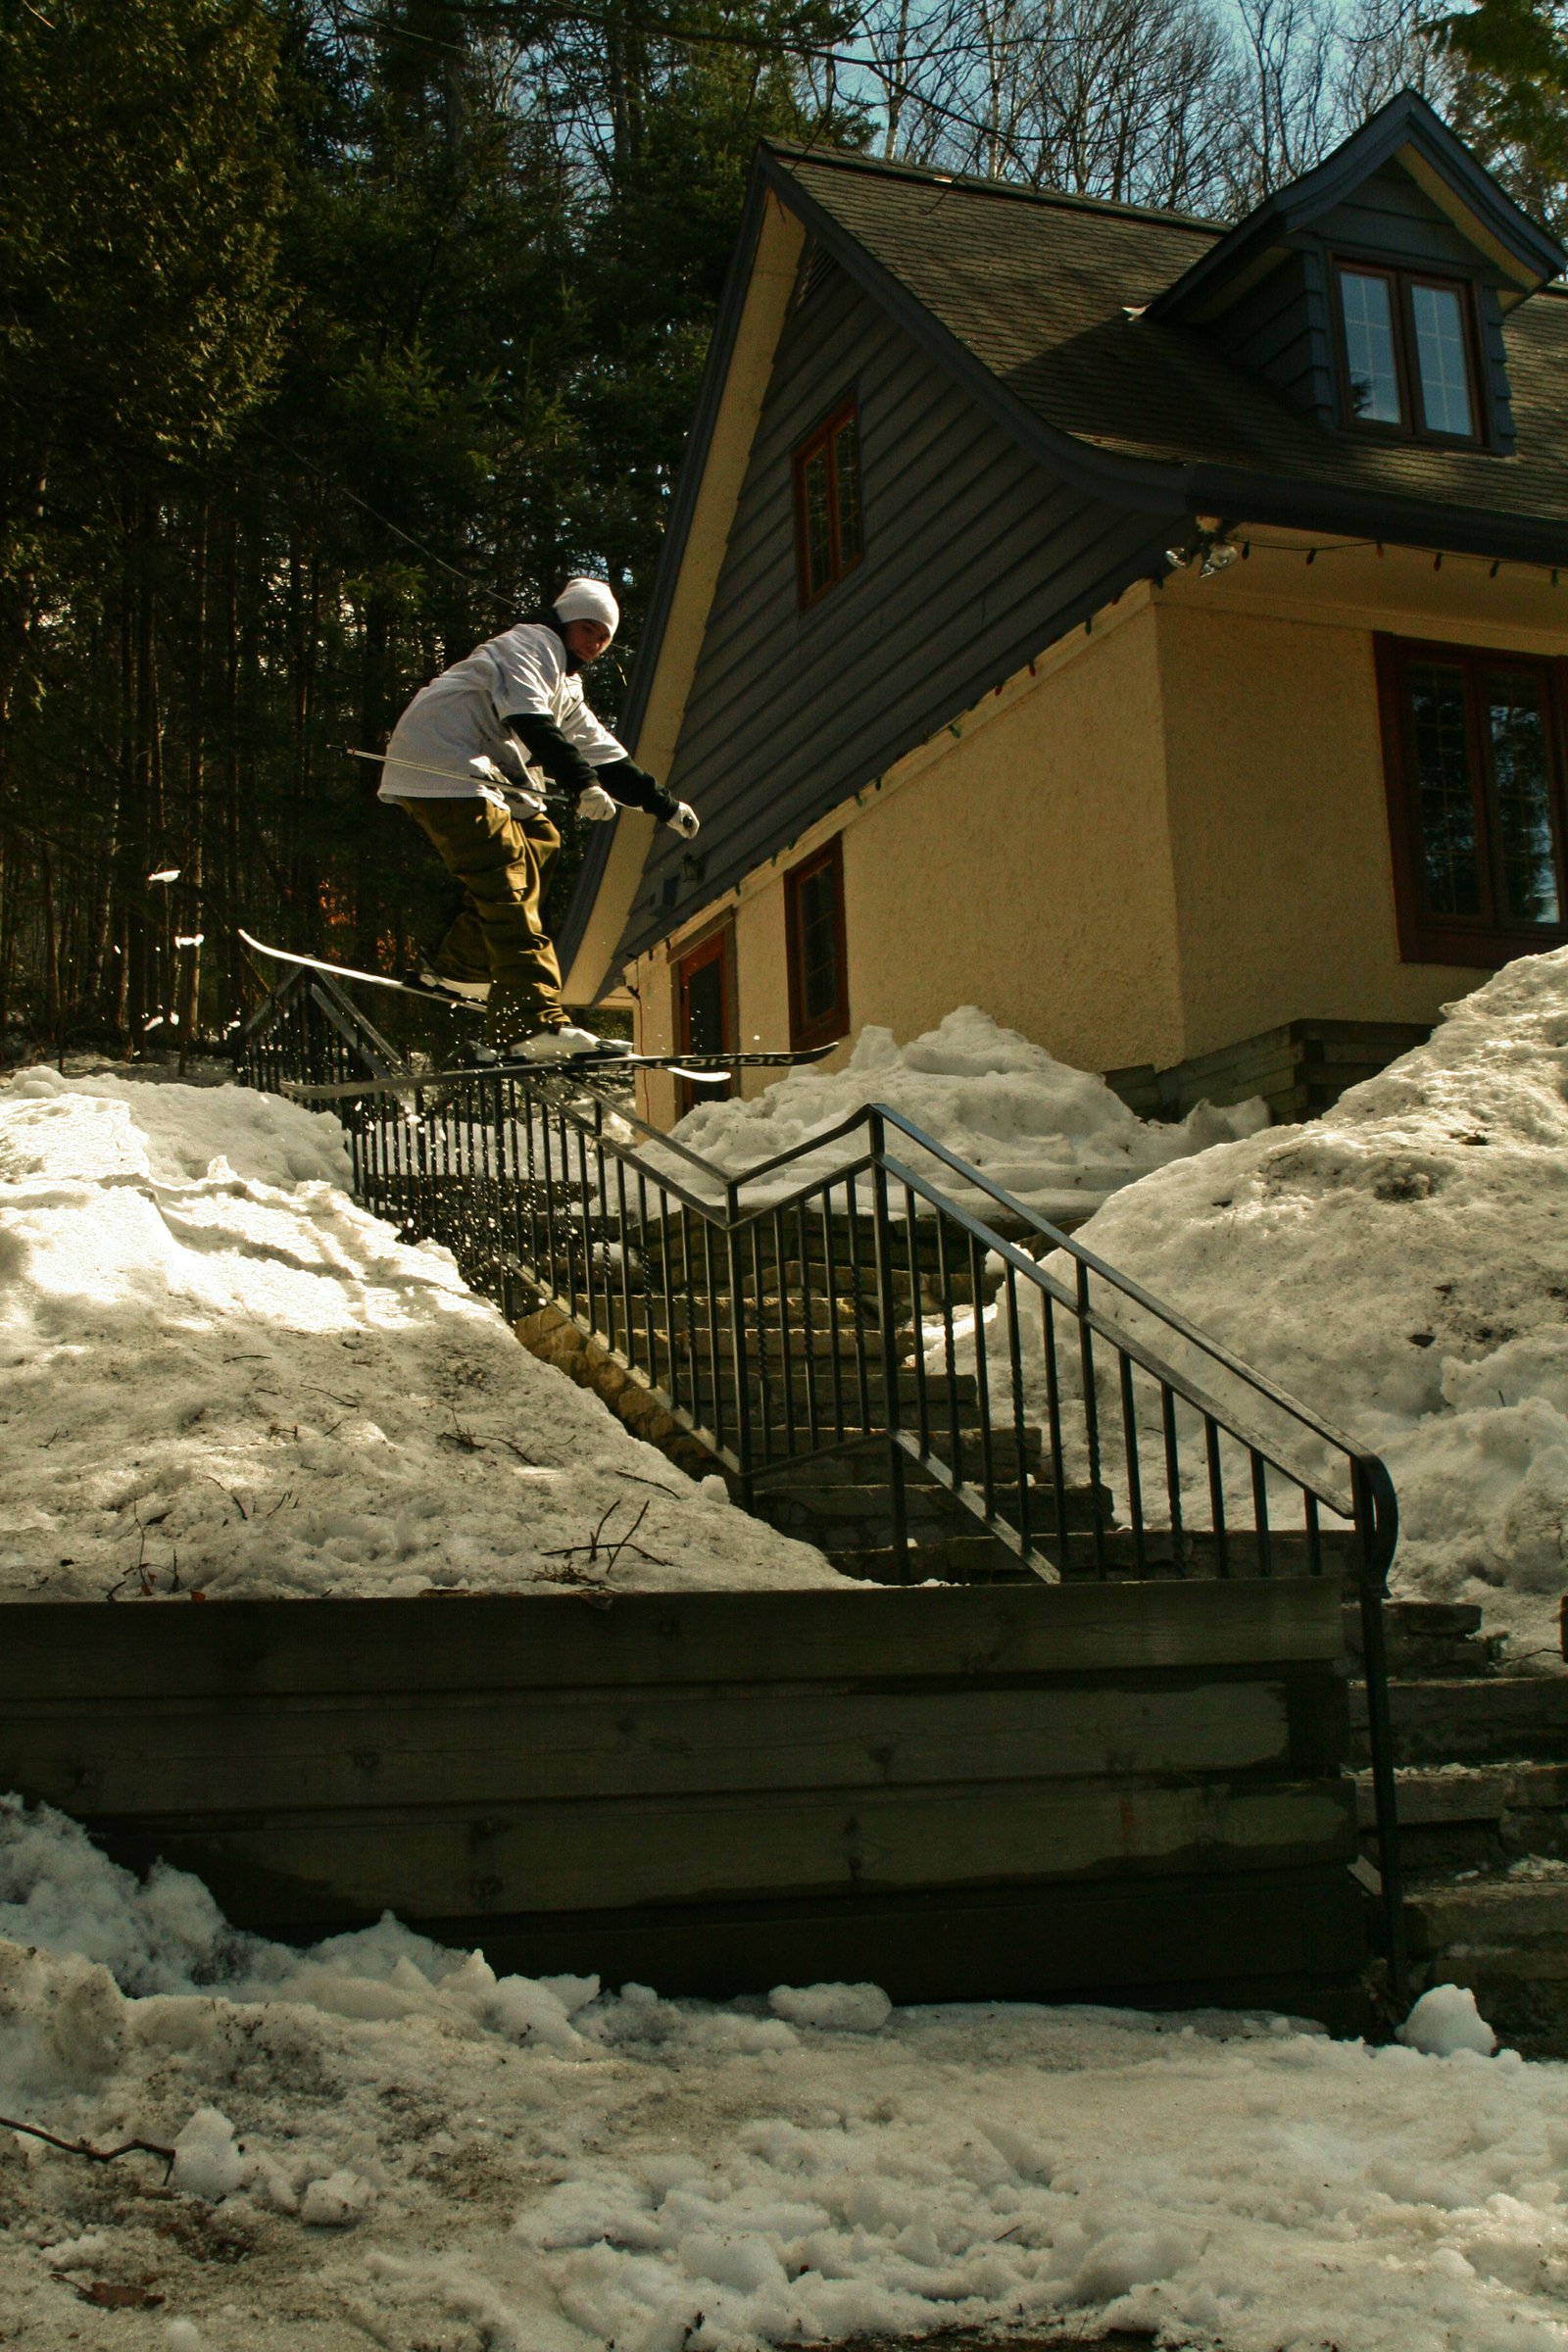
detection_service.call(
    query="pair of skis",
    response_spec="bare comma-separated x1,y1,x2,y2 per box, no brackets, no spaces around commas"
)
238,931,834,1098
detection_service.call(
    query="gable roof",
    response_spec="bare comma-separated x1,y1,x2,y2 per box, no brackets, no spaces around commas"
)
766,138,1568,552
1149,89,1564,322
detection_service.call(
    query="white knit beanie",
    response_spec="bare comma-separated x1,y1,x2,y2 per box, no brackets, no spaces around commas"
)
553,576,619,638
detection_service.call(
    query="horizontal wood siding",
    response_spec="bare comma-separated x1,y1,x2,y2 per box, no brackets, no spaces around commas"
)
1480,282,1518,453
1215,251,1334,421
0,1583,1365,2014
620,258,1174,963
1316,161,1486,270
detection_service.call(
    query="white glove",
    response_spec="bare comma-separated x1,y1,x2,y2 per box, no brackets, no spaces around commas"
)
469,755,542,816
666,801,700,839
578,783,617,823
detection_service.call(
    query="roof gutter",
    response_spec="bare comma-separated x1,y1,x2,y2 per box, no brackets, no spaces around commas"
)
1180,465,1568,567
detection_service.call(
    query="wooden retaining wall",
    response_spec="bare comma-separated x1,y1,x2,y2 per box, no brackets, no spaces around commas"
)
0,1581,1366,2020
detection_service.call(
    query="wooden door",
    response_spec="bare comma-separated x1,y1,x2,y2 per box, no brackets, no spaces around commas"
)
675,926,734,1113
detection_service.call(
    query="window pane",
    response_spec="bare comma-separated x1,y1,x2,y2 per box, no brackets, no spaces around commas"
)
797,862,841,1025
833,415,863,569
1340,270,1402,423
1411,282,1474,437
684,952,725,1056
1488,669,1560,922
802,448,832,597
1408,662,1482,916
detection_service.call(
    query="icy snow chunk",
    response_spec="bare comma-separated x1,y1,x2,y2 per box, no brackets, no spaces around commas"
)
699,1472,729,1503
41,2230,112,2271
769,1981,893,2034
301,2167,373,2227
166,2325,204,2352
172,2106,246,2200
1071,2225,1195,2301
0,1936,126,2090
678,2230,790,2294
1398,1983,1499,2057
0,1796,237,1995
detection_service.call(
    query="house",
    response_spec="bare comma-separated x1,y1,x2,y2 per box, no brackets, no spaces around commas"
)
560,92,1568,1127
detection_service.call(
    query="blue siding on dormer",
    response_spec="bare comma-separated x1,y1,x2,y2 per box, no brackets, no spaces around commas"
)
1478,282,1518,453
1212,251,1335,423
1204,160,1520,448
1313,160,1484,270
1307,162,1516,444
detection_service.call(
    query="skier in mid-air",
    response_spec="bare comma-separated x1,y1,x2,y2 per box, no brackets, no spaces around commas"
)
378,576,699,1060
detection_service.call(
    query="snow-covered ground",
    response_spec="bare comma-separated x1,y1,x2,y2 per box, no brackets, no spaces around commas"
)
4,1796,1564,2352
0,1065,841,1601
660,1007,1268,1217
992,949,1568,1667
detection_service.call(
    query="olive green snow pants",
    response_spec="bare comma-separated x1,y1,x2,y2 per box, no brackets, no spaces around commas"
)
395,796,564,1027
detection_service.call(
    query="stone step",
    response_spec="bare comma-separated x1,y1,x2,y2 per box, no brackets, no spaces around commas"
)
1054,1528,1360,1581
754,1481,1103,1546
1355,1763,1568,1880
751,1440,1077,1493
828,1533,1040,1587
1343,1599,1502,1680
734,1372,986,1411
1403,1876,1568,2057
1350,1677,1568,1766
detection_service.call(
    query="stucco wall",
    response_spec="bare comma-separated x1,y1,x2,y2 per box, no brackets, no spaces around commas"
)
631,595,1187,1123
1152,578,1511,1059
831,600,1185,1069
629,543,1566,1131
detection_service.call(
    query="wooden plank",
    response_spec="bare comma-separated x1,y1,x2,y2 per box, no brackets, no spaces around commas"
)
0,1578,1347,1701
74,1776,1357,1924
445,1864,1368,2014
7,1678,1294,1815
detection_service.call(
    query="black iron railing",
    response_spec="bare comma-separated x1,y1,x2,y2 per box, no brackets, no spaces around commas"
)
238,969,1406,1997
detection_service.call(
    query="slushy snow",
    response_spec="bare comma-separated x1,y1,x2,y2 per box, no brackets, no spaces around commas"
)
1007,949,1568,1663
661,1005,1268,1216
3,1794,1555,2352
0,1065,842,1600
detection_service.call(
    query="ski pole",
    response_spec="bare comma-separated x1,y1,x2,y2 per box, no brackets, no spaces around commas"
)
346,746,571,809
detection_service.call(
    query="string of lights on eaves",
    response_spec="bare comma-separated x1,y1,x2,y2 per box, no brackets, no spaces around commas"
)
1165,531,1565,589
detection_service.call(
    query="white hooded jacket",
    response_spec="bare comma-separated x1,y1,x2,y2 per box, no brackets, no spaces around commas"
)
377,621,625,807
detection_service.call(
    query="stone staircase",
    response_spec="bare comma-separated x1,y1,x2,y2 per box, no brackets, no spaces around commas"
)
1348,1600,1568,2054
504,1155,1568,2051
514,1200,1076,1585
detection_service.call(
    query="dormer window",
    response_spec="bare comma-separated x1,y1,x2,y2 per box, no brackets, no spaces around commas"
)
1333,260,1481,443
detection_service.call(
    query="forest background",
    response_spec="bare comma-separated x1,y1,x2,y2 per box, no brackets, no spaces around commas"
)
0,0,1563,1057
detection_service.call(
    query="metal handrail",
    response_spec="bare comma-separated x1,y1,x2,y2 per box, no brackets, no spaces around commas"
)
236,972,1407,2001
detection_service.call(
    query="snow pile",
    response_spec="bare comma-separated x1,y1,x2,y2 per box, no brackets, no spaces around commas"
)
661,1006,1268,1218
3,1797,1562,2352
1009,949,1568,1662
0,1065,842,1600
1400,1984,1499,2059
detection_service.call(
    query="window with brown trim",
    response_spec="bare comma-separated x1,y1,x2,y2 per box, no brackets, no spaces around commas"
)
674,921,735,1111
784,837,850,1050
1375,634,1568,966
1332,259,1484,445
793,395,863,609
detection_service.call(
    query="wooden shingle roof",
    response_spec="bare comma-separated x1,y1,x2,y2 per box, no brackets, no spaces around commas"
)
773,144,1568,550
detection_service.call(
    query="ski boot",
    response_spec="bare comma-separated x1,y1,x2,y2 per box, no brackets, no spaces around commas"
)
403,963,491,1007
